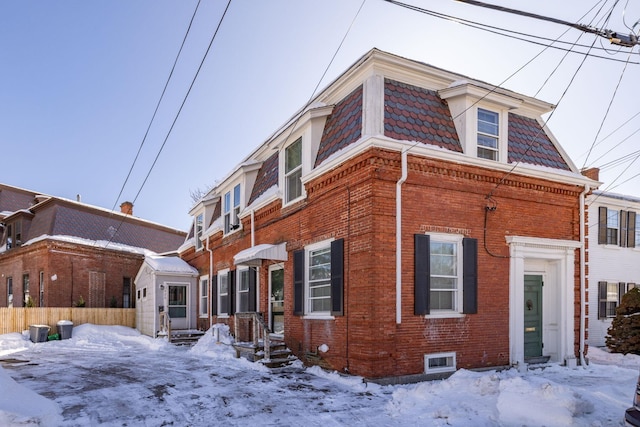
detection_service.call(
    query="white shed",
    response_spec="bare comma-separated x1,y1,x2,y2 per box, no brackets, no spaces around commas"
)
135,255,199,338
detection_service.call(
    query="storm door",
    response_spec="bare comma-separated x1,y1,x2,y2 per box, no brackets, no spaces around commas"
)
524,275,543,359
269,266,285,335
168,285,188,329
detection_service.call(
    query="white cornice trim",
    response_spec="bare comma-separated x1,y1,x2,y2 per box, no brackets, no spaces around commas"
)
303,136,597,189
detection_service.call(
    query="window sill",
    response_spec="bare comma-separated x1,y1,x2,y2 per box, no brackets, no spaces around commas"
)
601,244,621,250
302,314,335,321
425,312,466,319
216,314,230,319
199,315,208,319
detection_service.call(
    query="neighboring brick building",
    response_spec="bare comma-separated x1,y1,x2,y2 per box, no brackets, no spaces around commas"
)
0,184,186,308
179,49,597,379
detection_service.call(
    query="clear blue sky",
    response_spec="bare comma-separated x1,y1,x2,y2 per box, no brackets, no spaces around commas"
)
2,0,639,230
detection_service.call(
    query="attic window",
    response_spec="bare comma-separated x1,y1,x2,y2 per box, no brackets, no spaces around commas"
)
285,138,302,203
195,213,204,250
5,220,22,250
477,108,499,161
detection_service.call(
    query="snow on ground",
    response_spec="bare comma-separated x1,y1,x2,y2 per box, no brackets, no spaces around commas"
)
0,324,638,426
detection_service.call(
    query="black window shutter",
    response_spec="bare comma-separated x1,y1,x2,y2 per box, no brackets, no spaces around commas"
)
619,282,627,305
598,207,607,244
414,234,430,315
620,210,629,247
211,274,218,315
462,238,478,314
628,211,637,248
248,268,257,312
293,249,304,316
228,270,236,315
598,281,607,319
331,239,344,316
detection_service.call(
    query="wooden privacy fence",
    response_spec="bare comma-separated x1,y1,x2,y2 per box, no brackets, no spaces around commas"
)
0,308,136,335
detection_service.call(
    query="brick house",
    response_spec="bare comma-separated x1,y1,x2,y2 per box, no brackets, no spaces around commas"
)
0,183,186,308
179,49,597,379
585,183,640,347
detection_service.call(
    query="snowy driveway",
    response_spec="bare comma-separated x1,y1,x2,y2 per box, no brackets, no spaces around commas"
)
1,324,639,426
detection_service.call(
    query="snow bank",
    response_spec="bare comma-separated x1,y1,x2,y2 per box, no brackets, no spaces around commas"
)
0,332,31,356
0,365,62,426
64,323,169,352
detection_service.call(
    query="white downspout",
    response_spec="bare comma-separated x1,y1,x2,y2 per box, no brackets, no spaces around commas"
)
579,184,590,367
251,209,255,248
396,150,408,324
206,236,214,329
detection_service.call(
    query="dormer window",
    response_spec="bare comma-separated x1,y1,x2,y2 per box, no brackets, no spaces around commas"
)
477,108,499,161
285,137,302,203
224,184,241,234
5,221,22,250
195,213,204,250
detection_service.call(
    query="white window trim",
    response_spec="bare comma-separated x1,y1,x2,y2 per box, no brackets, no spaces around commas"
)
425,233,464,318
475,106,508,163
217,268,230,318
280,133,307,207
195,212,204,251
424,352,457,374
236,266,249,313
223,184,242,235
303,238,335,319
199,275,208,318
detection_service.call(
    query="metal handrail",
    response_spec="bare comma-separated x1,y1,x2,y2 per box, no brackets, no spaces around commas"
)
159,311,171,342
234,312,271,361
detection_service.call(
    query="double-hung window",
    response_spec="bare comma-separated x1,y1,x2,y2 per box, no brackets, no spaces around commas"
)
430,239,460,311
607,210,619,245
308,244,332,314
415,234,478,316
7,277,13,307
293,239,344,318
237,268,249,312
224,192,232,234
598,282,636,318
224,184,242,234
218,271,229,316
285,138,302,203
199,276,208,317
195,213,204,250
598,207,637,247
477,108,499,161
233,184,241,226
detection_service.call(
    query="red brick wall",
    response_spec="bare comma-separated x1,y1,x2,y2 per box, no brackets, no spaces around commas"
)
0,240,143,308
188,147,583,378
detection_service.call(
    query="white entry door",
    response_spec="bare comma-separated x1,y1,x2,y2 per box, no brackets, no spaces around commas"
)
168,285,188,329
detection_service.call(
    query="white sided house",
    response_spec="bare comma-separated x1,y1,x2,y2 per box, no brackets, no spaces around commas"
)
587,189,640,347
135,255,199,338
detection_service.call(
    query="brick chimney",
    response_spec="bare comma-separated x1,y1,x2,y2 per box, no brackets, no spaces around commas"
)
120,201,133,215
581,167,600,182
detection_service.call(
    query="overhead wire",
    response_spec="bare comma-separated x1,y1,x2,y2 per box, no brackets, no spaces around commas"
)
110,0,202,214
103,0,232,249
382,0,640,64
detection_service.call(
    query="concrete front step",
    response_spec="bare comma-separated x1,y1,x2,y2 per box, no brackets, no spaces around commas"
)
168,330,205,346
233,340,296,368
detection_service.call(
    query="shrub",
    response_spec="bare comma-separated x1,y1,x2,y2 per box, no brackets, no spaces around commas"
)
606,287,640,354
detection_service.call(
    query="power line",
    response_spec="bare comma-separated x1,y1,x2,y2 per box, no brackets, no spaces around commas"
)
455,0,640,47
581,50,635,169
129,0,232,208
381,0,640,64
110,0,202,214
104,0,232,249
